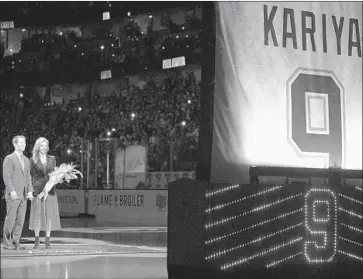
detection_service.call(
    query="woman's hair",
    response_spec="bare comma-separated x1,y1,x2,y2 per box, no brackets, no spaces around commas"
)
32,137,49,162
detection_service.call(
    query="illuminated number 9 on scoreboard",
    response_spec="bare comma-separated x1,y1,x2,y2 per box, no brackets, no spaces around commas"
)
304,188,337,263
204,181,363,270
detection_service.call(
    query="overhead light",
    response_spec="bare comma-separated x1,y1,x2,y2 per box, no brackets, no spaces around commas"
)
182,27,185,30
149,15,153,18
100,45,105,50
176,35,179,39
74,45,77,48
103,11,110,21
81,53,84,56
22,29,26,32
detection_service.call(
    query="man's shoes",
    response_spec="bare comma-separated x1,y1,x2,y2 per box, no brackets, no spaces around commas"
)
34,236,40,249
45,237,51,249
3,244,16,250
13,242,26,250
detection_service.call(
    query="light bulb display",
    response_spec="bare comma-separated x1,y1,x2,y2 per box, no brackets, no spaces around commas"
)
204,183,363,271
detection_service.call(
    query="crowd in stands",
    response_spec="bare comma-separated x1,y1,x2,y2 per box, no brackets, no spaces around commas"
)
0,70,200,186
0,9,201,191
1,15,202,82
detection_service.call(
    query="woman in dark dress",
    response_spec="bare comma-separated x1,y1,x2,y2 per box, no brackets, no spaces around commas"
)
29,137,61,249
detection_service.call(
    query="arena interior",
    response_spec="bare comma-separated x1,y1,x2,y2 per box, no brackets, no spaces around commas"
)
1,2,362,279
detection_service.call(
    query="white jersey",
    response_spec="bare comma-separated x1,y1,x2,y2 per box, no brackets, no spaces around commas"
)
211,2,362,183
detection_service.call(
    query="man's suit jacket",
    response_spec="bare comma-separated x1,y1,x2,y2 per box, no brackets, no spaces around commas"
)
2,152,33,200
30,155,57,196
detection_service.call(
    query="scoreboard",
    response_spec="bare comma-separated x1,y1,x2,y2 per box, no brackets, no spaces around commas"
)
204,182,362,276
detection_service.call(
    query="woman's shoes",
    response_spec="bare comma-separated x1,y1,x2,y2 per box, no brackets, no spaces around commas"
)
45,237,51,249
33,237,51,249
34,236,40,249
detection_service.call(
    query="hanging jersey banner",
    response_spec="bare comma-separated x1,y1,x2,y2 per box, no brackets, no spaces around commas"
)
211,2,362,183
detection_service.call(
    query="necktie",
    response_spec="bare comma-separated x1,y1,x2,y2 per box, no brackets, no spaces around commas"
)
19,155,25,170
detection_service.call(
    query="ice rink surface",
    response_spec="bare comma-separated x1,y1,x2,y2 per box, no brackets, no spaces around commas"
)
1,218,168,279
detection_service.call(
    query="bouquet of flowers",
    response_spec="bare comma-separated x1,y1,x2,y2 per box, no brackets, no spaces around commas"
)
38,163,83,201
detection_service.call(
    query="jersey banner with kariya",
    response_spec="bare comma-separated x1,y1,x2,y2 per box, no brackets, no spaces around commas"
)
211,2,362,183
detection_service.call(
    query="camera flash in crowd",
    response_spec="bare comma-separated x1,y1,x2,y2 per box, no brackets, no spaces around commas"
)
127,12,131,16
131,113,136,118
78,107,82,112
187,100,191,104
112,128,116,132
181,121,186,126
67,148,72,155
20,93,24,98
107,131,111,137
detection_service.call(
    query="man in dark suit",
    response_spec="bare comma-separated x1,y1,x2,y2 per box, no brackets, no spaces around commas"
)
2,135,34,250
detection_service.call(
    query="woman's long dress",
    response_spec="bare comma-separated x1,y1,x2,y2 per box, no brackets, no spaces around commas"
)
29,155,61,231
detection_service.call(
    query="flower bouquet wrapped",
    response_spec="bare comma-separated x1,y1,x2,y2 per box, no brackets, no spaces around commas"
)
38,163,83,201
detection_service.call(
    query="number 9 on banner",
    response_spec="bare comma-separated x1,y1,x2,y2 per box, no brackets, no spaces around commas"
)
287,68,345,168
304,188,337,263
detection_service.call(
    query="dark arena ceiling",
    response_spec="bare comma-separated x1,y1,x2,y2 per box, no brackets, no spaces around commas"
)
0,1,201,27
